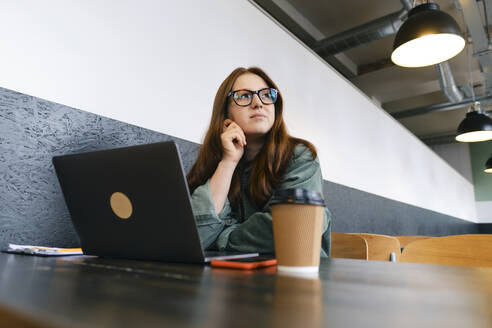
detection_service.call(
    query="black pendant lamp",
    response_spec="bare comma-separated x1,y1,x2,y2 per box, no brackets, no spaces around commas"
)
485,153,492,173
456,102,492,142
391,3,465,67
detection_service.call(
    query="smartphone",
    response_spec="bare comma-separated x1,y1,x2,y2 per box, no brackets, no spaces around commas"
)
210,256,277,270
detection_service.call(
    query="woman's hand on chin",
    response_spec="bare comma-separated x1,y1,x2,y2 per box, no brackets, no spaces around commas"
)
221,119,246,164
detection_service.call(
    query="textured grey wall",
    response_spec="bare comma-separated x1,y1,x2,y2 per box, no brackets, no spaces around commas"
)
0,87,478,250
325,181,478,235
0,87,199,250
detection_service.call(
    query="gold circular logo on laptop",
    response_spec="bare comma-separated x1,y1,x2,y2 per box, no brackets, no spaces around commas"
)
110,192,133,219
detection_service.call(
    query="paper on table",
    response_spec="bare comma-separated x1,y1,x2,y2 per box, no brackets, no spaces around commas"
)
5,244,83,256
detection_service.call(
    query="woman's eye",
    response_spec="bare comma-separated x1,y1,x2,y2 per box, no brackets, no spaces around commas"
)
238,93,251,99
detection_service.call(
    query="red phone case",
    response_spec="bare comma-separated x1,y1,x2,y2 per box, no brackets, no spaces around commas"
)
210,258,277,270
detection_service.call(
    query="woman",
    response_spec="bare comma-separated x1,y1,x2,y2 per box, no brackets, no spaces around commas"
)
187,67,331,256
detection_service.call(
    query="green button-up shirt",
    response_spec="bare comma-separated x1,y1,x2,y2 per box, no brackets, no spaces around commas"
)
190,144,332,257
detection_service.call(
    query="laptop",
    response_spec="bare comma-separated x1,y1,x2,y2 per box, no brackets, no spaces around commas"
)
52,141,258,263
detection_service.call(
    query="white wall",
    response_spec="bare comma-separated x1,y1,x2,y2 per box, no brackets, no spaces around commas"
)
476,201,492,223
430,143,473,183
0,0,477,222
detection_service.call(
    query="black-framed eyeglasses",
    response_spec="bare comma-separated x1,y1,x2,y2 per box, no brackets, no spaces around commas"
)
227,88,278,107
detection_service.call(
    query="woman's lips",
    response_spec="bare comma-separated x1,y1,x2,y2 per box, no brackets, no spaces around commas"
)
250,114,266,119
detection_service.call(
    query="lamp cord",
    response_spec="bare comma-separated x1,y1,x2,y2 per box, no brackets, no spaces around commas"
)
467,42,476,102
459,6,476,102
483,0,491,44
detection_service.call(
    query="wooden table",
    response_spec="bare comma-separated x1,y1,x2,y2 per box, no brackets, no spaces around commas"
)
1,253,492,328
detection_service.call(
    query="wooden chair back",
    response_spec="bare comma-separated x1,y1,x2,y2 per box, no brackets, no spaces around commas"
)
351,233,401,262
330,232,368,260
400,234,492,267
396,235,433,248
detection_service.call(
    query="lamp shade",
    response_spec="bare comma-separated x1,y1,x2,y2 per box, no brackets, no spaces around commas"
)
456,111,492,142
391,3,465,67
485,153,492,173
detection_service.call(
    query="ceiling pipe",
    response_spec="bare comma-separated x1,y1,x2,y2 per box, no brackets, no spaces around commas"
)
312,0,413,57
391,94,492,119
436,61,464,103
458,0,492,94
421,134,462,145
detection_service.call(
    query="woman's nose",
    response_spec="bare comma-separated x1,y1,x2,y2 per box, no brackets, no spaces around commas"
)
251,94,263,108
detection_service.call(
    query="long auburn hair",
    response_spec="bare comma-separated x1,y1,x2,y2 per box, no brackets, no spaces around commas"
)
187,67,316,213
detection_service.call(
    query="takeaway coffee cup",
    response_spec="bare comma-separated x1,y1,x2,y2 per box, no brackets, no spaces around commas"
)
270,188,325,273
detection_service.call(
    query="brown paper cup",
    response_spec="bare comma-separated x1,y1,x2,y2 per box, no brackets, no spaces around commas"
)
271,203,324,273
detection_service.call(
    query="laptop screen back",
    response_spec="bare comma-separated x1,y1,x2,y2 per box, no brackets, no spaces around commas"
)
53,141,206,263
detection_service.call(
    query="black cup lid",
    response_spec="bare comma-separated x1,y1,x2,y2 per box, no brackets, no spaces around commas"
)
270,188,325,206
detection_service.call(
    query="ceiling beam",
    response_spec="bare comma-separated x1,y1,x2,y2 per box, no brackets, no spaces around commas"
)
357,58,395,75
270,0,325,41
252,0,316,46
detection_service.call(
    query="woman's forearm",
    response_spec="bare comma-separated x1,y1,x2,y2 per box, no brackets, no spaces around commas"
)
209,159,237,214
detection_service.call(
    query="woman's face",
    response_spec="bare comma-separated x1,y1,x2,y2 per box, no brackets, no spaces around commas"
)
228,73,276,139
